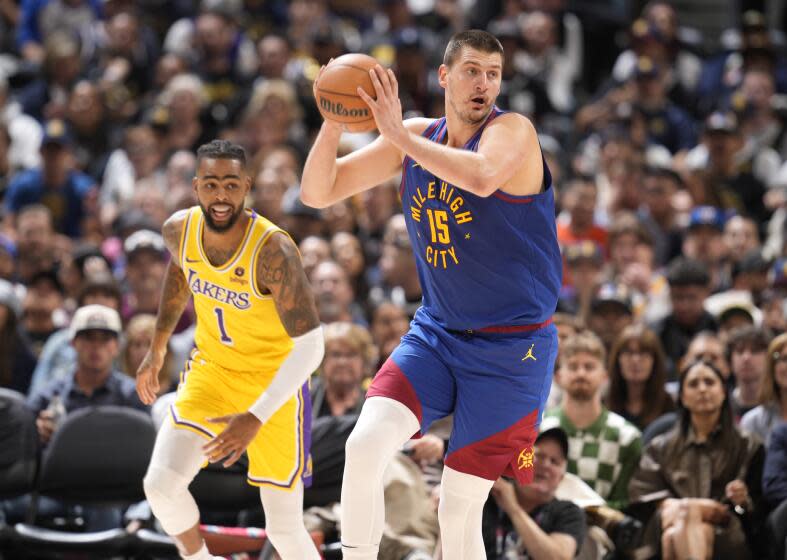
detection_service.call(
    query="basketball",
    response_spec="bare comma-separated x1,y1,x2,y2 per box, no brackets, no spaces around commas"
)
314,53,379,133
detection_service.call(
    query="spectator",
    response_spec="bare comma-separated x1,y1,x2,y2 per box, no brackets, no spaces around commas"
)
311,322,376,419
311,260,366,325
121,313,175,396
723,215,761,265
16,0,101,65
4,120,96,238
558,240,603,320
763,422,787,560
0,278,36,394
121,229,169,322
606,325,675,432
65,80,114,182
0,74,43,174
28,304,147,445
740,332,787,445
300,235,331,280
541,331,642,510
11,204,59,285
28,275,122,397
727,326,771,421
681,206,729,292
369,214,421,319
651,258,717,376
21,270,66,356
556,177,607,252
638,165,685,267
331,231,368,305
629,360,765,560
369,299,409,369
488,427,587,560
586,283,634,352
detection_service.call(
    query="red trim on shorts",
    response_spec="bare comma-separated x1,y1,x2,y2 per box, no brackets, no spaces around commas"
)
476,317,553,334
366,358,423,436
445,408,540,485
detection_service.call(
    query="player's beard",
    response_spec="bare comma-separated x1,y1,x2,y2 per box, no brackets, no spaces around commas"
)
200,201,244,233
448,96,492,125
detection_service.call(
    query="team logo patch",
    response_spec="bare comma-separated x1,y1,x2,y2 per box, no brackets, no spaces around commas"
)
234,267,245,277
521,343,537,361
517,447,534,470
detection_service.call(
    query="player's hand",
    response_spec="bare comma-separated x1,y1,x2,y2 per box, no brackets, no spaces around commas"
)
313,59,346,134
491,477,520,515
204,412,262,468
409,434,445,466
135,349,163,404
357,65,407,145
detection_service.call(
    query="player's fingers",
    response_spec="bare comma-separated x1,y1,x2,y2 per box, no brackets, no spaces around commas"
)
206,415,234,424
375,65,393,98
223,449,242,468
368,68,385,98
387,68,398,98
357,87,377,109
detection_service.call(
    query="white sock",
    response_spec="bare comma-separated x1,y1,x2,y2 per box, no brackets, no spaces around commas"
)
438,467,494,560
182,542,214,560
340,397,420,559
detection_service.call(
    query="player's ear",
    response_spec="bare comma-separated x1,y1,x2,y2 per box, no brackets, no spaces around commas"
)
245,174,252,194
192,175,199,196
438,64,448,89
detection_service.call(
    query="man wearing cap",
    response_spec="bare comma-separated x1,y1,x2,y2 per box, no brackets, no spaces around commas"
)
682,205,729,291
490,426,587,559
27,304,147,446
3,119,95,237
587,283,635,351
123,229,176,323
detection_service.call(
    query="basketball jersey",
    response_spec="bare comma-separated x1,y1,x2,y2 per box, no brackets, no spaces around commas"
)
179,206,294,372
400,107,562,330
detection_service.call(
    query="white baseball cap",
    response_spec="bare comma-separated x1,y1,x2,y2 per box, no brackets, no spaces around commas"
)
70,304,122,340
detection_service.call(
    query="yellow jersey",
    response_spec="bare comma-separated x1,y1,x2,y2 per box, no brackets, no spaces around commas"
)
179,206,293,373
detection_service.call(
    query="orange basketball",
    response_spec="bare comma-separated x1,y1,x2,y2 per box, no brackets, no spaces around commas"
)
314,53,379,133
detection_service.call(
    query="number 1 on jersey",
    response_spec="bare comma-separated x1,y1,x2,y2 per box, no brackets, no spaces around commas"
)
213,307,233,345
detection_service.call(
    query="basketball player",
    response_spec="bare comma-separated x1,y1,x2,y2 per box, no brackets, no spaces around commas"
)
136,140,323,560
301,30,561,559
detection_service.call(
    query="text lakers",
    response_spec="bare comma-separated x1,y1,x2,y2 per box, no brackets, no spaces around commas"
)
410,180,473,269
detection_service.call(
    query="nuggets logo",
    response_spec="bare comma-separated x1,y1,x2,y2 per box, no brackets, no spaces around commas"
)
409,180,473,269
517,447,534,470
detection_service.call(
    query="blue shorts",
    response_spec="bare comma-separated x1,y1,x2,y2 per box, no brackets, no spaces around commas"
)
367,309,557,484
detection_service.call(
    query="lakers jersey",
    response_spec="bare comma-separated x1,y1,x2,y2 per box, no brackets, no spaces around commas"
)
179,206,294,372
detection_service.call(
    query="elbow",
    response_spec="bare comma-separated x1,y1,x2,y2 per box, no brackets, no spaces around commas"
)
471,172,499,198
299,187,329,210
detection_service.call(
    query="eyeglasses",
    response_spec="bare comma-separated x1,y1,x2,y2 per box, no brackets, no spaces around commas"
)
773,351,787,365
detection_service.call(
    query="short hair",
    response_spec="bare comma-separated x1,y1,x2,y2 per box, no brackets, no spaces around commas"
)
553,312,585,333
666,257,710,288
196,140,247,167
561,331,607,365
443,30,504,67
77,276,122,308
608,212,653,248
322,322,378,373
726,325,771,360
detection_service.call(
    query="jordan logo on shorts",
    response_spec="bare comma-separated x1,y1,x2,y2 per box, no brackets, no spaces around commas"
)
521,344,537,361
517,447,534,470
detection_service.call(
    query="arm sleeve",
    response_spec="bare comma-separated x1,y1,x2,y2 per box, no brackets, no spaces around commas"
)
248,326,324,423
607,435,642,510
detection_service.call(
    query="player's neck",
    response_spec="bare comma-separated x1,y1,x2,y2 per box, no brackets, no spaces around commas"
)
202,210,250,248
443,110,485,149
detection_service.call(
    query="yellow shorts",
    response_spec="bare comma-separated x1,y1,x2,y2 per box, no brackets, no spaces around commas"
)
169,351,312,489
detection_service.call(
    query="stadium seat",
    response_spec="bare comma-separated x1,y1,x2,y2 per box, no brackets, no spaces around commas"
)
12,405,156,555
0,388,38,499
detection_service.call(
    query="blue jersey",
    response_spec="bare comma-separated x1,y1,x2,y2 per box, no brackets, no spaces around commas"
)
400,107,561,331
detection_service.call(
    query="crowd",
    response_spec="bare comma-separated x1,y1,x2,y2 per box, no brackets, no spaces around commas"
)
1,0,787,558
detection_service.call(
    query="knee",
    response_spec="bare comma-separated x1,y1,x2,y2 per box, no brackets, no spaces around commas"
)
143,465,192,506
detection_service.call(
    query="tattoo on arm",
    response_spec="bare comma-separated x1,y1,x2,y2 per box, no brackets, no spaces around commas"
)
155,260,191,336
257,233,320,337
155,210,191,337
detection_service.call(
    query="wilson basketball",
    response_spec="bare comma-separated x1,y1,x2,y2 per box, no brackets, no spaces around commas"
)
315,53,379,133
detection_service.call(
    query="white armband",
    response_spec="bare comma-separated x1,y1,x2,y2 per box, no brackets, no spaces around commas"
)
248,326,324,423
